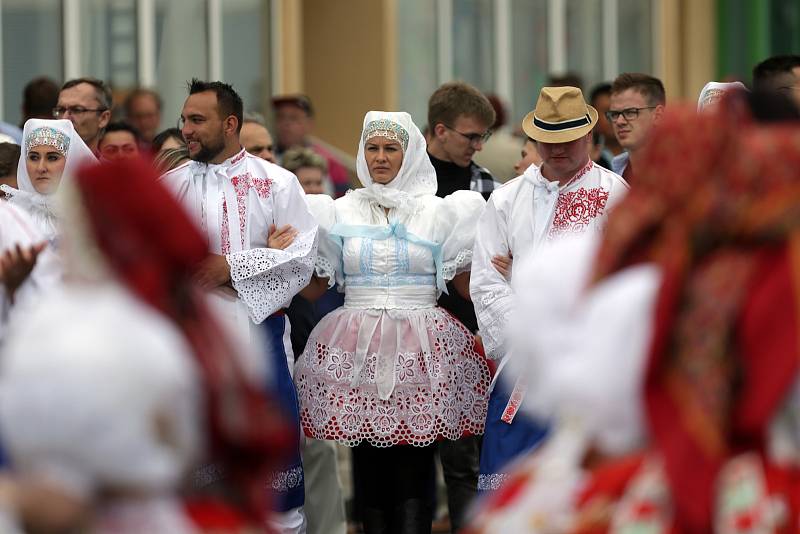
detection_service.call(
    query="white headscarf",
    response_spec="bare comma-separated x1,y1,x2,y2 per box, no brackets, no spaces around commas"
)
351,111,437,209
1,119,96,239
14,118,96,194
697,81,747,111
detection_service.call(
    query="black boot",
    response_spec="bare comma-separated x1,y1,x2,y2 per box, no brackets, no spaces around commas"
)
392,498,433,534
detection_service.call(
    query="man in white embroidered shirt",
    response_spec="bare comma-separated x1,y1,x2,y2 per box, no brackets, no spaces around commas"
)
470,86,629,494
161,79,318,533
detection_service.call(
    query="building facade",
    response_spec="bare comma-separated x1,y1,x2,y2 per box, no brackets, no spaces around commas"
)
1,0,798,156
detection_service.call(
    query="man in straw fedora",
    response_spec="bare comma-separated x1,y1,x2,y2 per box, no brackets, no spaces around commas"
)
469,86,629,494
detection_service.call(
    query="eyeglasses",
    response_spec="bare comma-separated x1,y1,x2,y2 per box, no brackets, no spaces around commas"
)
604,107,657,122
53,106,108,118
444,124,492,146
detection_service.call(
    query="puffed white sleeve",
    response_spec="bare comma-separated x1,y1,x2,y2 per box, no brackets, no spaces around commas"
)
226,177,319,323
305,194,342,289
469,193,512,360
0,203,60,344
435,190,487,281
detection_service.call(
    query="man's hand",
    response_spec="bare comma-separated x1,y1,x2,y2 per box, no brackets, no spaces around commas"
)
194,254,231,290
0,242,46,301
268,224,297,250
491,253,513,281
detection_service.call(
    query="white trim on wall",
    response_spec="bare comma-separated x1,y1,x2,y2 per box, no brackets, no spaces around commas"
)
437,0,453,83
547,0,567,75
207,0,222,80
602,0,619,80
137,0,155,87
63,0,81,79
494,0,512,105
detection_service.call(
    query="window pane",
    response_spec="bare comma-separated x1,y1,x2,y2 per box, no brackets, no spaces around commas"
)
2,0,63,125
397,0,438,127
80,0,138,90
222,0,270,115
155,0,208,127
511,0,549,125
565,0,604,91
618,0,653,74
452,0,495,93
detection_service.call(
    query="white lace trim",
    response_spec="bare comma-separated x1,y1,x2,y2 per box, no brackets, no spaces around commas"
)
314,256,336,288
442,248,473,282
295,308,491,447
227,231,318,323
2,187,59,241
477,289,512,360
266,465,304,493
477,473,509,491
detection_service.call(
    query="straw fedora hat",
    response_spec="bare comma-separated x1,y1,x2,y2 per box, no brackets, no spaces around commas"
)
522,86,598,144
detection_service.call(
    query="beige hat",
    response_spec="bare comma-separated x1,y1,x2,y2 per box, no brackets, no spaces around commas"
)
522,86,598,144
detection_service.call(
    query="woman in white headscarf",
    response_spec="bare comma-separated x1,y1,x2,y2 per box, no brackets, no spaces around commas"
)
293,111,491,533
697,81,747,112
0,119,96,243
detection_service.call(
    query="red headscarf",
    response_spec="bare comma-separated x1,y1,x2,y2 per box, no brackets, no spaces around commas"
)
593,101,800,532
73,157,292,523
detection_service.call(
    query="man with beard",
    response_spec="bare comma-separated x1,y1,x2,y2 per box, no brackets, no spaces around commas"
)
161,79,319,534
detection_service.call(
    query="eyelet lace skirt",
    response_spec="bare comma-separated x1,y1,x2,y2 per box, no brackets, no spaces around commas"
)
294,306,491,447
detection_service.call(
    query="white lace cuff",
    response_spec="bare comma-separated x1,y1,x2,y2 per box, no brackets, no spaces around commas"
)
477,289,512,360
480,316,508,360
314,256,337,288
441,249,472,282
226,244,316,324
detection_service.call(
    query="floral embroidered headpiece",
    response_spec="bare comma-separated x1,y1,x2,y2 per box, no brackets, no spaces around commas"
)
362,119,409,151
26,126,71,157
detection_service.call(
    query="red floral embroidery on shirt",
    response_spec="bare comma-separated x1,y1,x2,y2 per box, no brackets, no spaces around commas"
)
221,200,231,254
220,172,273,252
548,187,610,239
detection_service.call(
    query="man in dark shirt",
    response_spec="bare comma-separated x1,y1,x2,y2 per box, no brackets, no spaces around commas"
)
427,82,497,334
428,82,497,203
426,81,497,533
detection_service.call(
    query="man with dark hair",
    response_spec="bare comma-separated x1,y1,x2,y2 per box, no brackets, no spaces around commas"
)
241,112,277,163
22,77,60,124
123,88,163,144
752,55,800,108
608,73,666,182
55,77,112,154
98,122,142,161
180,78,243,163
271,94,349,197
0,143,20,194
426,80,498,533
161,79,318,533
589,82,623,169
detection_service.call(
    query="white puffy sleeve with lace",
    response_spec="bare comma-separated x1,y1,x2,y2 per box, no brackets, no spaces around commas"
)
305,194,341,289
469,191,512,360
434,190,486,282
226,176,319,323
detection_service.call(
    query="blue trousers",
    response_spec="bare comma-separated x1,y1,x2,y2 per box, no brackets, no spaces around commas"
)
477,378,549,493
263,314,305,512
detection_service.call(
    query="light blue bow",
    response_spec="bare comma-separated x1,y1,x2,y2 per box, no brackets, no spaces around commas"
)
330,221,447,294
